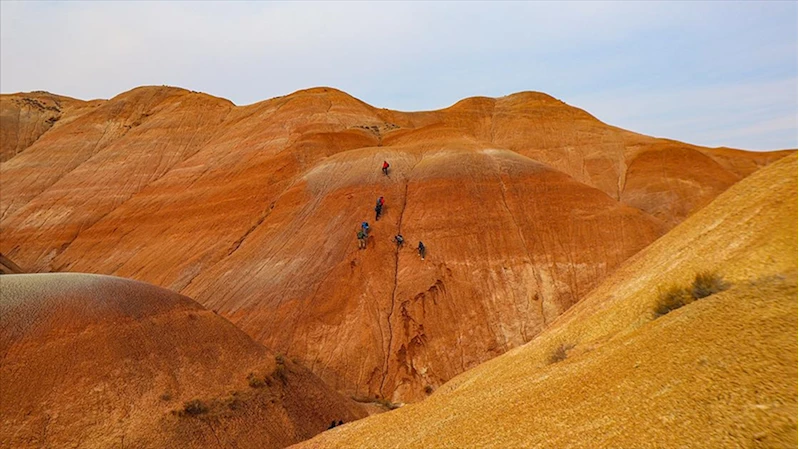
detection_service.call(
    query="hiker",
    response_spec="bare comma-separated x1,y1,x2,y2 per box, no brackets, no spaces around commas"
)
375,196,384,220
357,229,367,249
393,234,404,248
361,221,370,234
418,241,426,260
382,161,389,176
328,421,337,429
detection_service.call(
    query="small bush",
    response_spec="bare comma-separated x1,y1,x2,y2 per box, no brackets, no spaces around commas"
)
226,396,243,411
159,393,172,401
654,273,730,318
654,285,693,317
548,343,575,364
273,365,287,383
247,372,265,388
691,271,729,299
423,385,434,395
182,399,209,416
272,355,288,384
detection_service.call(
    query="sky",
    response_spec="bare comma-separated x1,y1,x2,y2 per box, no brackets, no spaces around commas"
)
1,1,796,150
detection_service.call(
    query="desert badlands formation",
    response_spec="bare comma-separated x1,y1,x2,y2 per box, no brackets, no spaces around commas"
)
0,86,796,448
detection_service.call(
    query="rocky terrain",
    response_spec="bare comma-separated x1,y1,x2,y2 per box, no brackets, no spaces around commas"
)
1,86,792,403
293,151,797,448
0,273,366,448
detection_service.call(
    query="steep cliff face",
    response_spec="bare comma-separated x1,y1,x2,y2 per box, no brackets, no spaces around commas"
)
1,86,791,401
0,273,365,449
293,154,797,449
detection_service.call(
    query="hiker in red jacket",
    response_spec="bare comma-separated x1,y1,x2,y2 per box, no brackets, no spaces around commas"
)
382,161,389,176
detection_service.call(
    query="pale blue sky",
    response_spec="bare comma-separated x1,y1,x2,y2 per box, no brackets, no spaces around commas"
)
1,1,796,150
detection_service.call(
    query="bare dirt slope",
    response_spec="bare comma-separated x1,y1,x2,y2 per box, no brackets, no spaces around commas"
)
0,253,23,274
0,273,365,449
1,86,792,401
0,91,101,162
293,154,797,448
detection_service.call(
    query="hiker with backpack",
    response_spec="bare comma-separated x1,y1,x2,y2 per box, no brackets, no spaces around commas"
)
417,241,426,260
357,229,367,249
375,196,384,221
382,161,389,176
393,234,404,248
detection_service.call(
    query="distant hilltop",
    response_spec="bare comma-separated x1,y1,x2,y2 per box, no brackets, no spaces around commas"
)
1,85,794,404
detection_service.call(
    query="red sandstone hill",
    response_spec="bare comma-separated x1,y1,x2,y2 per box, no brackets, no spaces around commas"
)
292,144,798,449
0,273,365,448
0,86,792,402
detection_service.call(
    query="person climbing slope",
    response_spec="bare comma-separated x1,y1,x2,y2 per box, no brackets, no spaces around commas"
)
393,234,404,248
417,241,426,260
382,160,390,176
357,229,367,249
375,196,384,221
361,221,370,234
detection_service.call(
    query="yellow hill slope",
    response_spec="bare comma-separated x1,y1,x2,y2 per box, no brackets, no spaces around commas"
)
293,153,798,448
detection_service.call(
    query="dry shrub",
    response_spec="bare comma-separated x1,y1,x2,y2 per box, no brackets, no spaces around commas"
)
654,272,730,318
654,285,693,317
247,372,265,388
225,396,243,411
691,271,730,299
182,399,209,416
548,343,575,364
272,354,288,384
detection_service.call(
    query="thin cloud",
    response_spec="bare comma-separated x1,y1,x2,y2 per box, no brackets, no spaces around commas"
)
570,77,797,149
0,1,795,150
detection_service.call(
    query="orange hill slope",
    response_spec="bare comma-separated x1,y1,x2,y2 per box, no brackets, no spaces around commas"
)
0,253,23,274
294,154,798,448
0,86,792,402
0,273,365,449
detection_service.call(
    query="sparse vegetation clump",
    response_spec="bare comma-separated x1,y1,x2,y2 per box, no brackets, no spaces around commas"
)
424,385,434,395
272,354,288,384
225,394,243,411
691,271,730,299
548,343,575,364
159,392,172,401
654,272,730,317
182,399,209,416
247,372,266,388
654,285,694,317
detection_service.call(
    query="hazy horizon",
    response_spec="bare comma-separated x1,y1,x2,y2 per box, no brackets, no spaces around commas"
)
1,1,796,150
